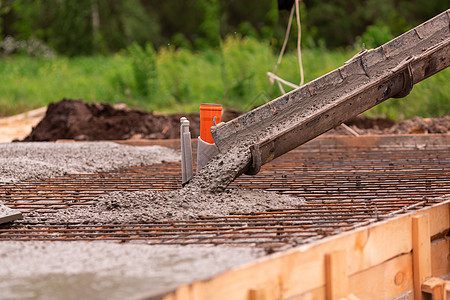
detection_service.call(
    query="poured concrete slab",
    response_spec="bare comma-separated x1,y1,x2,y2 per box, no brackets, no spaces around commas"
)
0,142,180,184
0,241,265,299
0,203,22,224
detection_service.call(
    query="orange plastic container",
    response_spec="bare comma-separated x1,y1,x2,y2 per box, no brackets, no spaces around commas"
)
199,104,222,144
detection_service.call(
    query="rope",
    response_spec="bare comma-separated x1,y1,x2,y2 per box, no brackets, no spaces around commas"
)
295,0,304,86
267,72,299,89
270,4,295,83
269,1,358,136
269,0,304,92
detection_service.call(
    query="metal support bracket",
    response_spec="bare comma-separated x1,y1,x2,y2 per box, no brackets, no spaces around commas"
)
393,60,414,98
245,144,262,175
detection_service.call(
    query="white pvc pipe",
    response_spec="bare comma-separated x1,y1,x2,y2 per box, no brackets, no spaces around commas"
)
180,117,193,185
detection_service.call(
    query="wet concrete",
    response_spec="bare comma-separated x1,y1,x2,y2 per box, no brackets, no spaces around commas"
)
0,142,180,183
1,141,298,299
0,241,265,300
26,188,303,224
0,142,303,225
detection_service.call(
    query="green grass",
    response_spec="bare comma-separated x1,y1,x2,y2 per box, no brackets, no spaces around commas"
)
0,36,448,119
0,55,131,116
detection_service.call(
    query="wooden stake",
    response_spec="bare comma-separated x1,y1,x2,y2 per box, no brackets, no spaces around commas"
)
422,277,448,300
412,214,432,300
325,250,349,300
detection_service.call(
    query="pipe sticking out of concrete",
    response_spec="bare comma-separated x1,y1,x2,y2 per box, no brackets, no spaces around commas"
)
180,117,193,186
197,104,222,172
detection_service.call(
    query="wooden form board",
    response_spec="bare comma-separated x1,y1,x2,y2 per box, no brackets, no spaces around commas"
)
113,133,450,151
161,200,450,300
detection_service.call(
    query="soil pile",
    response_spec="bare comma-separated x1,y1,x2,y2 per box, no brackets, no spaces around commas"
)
21,99,449,141
345,115,395,130
327,115,450,135
386,116,450,134
23,99,200,141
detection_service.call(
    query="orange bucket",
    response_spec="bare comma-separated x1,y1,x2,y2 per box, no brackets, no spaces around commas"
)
200,104,222,144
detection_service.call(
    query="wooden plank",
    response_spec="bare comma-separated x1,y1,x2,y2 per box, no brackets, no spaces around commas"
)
412,214,432,300
341,295,360,300
162,201,449,300
247,280,281,300
431,239,450,278
349,253,413,300
422,277,447,300
286,253,413,300
428,199,450,238
447,282,450,300
113,133,450,151
325,250,348,300
431,283,446,300
301,134,450,150
162,294,175,300
422,277,446,293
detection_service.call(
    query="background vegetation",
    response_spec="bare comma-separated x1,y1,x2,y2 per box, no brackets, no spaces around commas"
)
0,0,448,120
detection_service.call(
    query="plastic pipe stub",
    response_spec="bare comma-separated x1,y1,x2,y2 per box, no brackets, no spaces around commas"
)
200,104,222,144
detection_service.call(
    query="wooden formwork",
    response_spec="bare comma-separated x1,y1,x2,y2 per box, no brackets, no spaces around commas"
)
162,198,450,300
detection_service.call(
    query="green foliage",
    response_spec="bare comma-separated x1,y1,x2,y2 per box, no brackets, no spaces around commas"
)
360,23,394,48
0,55,127,116
366,70,450,120
303,0,368,48
0,0,12,37
49,0,93,56
1,0,449,55
195,0,221,49
127,42,158,97
2,0,158,56
221,35,274,107
0,37,448,119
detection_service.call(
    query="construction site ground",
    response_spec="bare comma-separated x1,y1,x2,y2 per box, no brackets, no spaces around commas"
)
0,113,449,299
1,9,449,298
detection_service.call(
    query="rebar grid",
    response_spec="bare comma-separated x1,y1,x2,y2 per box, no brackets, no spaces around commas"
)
1,144,448,250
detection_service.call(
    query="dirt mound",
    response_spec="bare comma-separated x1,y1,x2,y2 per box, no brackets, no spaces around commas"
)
327,115,449,135
23,99,200,141
22,99,449,141
345,115,395,130
386,116,450,134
